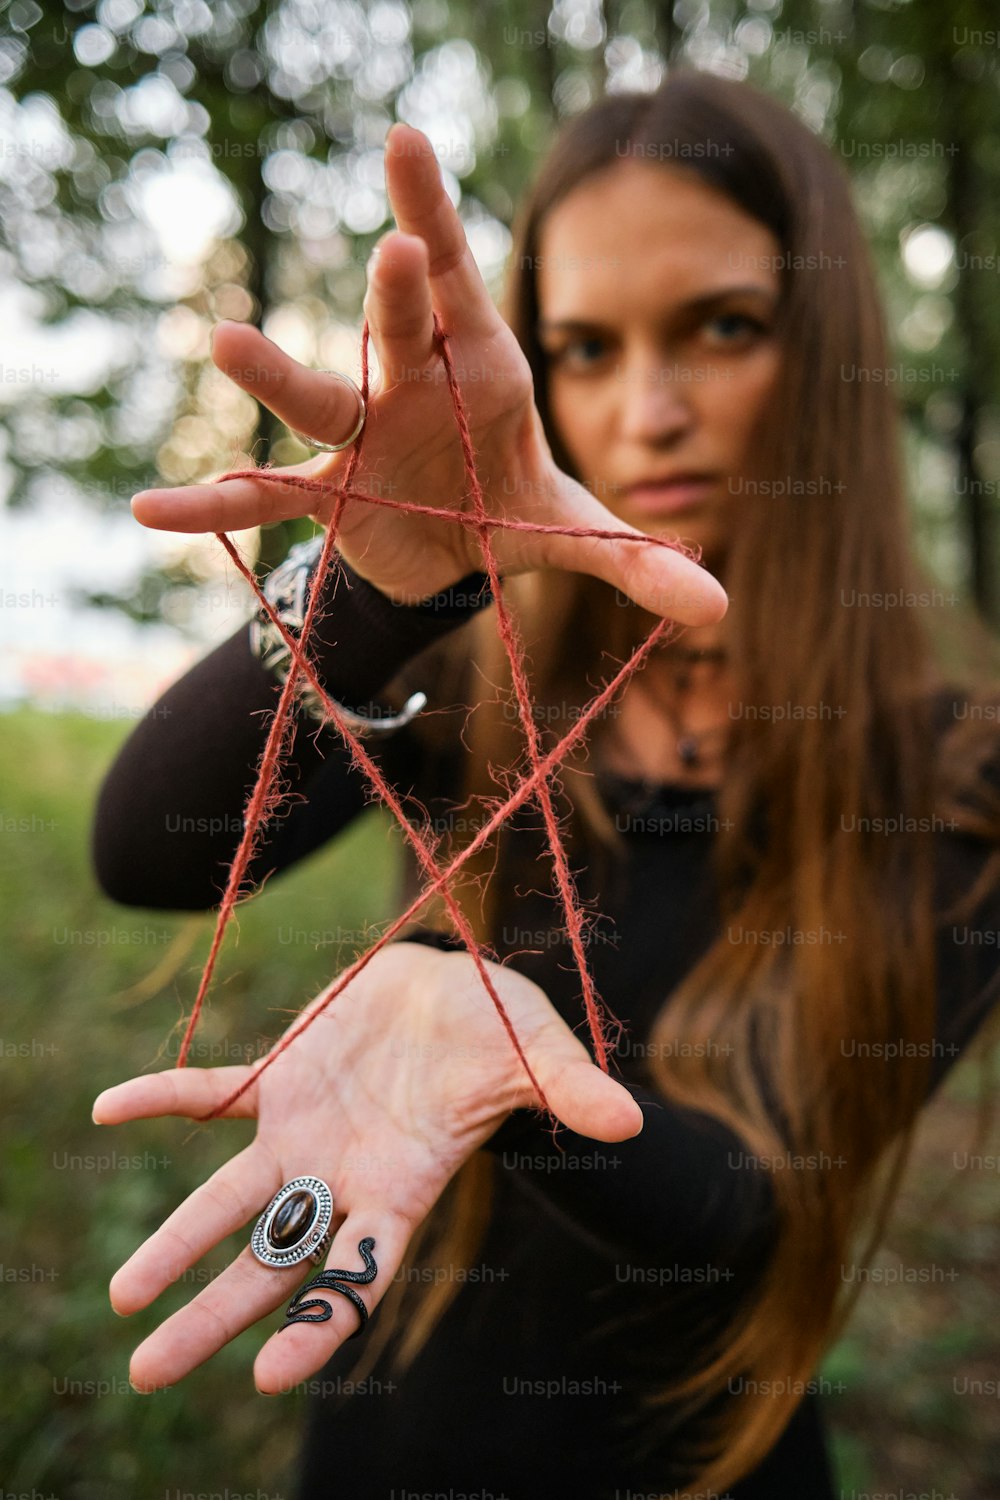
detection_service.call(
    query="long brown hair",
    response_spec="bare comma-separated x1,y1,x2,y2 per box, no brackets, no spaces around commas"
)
355,70,1000,1494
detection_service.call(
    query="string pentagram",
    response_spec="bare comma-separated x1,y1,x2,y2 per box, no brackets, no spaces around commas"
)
174,312,699,1139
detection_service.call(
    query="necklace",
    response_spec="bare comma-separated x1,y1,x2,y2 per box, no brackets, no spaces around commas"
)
655,645,730,770
657,697,730,768
659,642,727,681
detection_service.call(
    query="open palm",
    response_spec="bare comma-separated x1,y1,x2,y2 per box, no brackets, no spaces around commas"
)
130,123,727,627
93,941,642,1395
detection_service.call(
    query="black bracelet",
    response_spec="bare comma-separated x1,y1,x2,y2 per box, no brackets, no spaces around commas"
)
394,925,468,954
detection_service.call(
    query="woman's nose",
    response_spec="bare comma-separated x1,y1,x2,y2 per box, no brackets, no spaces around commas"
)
613,354,695,444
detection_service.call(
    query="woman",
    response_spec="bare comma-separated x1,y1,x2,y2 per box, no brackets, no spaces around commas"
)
91,71,1000,1498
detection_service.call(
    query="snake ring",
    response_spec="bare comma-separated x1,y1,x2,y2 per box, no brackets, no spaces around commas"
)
281,1237,378,1339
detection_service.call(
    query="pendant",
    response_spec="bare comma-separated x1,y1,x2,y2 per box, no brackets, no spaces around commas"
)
677,736,701,767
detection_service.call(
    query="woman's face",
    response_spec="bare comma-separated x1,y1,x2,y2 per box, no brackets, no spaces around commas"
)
536,161,783,572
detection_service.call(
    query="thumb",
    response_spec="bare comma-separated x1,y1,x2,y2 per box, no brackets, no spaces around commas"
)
544,476,728,627
537,1053,645,1143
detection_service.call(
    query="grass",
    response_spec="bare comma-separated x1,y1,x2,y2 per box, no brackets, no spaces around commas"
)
820,1061,1000,1497
1,706,998,1497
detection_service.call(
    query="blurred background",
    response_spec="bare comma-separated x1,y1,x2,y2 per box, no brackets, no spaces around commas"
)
2,1,999,1496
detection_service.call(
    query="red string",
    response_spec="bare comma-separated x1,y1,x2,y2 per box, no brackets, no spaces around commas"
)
178,313,698,1136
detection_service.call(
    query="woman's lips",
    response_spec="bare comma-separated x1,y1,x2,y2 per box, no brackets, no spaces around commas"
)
622,476,718,516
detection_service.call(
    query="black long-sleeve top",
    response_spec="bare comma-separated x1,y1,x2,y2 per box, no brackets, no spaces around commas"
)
91,560,1000,1500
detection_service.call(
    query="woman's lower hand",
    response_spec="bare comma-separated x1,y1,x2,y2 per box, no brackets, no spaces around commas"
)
130,123,726,628
92,941,642,1395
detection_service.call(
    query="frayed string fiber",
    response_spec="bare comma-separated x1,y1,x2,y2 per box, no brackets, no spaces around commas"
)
175,313,696,1141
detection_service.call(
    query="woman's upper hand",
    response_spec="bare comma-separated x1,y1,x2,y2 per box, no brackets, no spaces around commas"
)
92,941,643,1395
130,123,727,628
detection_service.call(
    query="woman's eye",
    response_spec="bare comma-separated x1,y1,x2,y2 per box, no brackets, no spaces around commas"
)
702,312,766,346
548,335,609,369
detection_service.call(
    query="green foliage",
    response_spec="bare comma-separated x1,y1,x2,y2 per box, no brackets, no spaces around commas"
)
3,0,997,617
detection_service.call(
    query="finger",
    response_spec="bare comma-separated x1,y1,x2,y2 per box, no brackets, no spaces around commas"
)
363,230,435,392
210,320,368,453
530,1052,645,1143
130,461,338,533
543,485,729,627
93,1066,259,1125
384,124,500,338
127,1242,315,1392
254,1207,412,1395
110,1141,280,1316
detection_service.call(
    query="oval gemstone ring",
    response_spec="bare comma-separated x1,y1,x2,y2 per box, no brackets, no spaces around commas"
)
250,1176,335,1269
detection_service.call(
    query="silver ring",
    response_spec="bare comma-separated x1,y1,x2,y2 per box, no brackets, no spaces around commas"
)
250,1176,334,1269
292,371,366,452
